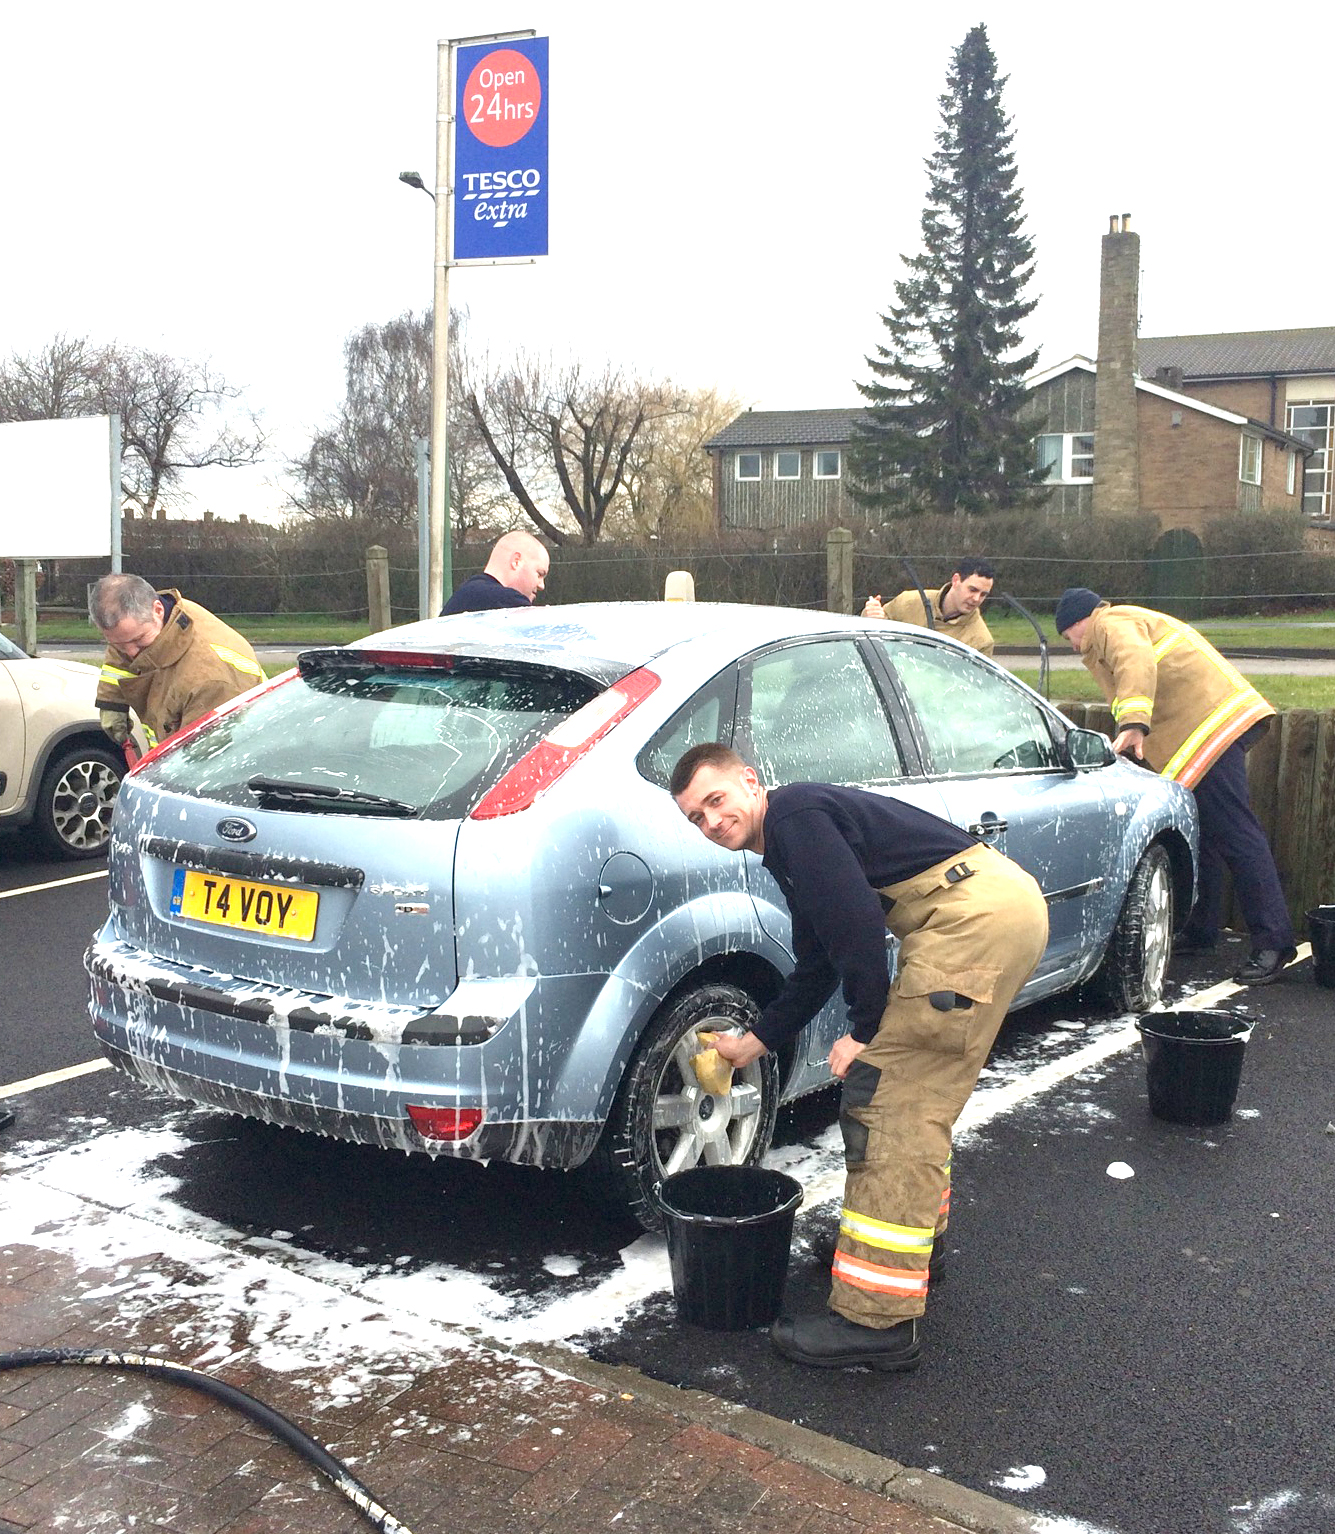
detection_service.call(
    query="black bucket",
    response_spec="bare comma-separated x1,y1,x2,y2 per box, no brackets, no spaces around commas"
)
1306,907,1335,989
1135,1009,1253,1126
658,1165,803,1331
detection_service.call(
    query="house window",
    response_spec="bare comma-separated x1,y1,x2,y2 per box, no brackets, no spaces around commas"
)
736,452,761,481
814,450,841,479
1287,401,1333,520
1287,451,1297,496
1036,433,1095,483
774,451,801,480
1239,435,1262,486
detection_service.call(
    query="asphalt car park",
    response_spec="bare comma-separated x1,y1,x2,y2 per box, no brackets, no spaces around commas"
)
2,849,1330,1534
3,601,1328,1532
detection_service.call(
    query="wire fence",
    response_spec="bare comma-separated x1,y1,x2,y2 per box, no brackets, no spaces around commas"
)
14,511,1335,622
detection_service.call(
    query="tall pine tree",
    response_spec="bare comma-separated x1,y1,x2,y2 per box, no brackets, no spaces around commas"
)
850,25,1042,517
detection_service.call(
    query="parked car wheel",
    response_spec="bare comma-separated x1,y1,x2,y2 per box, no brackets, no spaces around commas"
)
35,744,123,860
584,981,781,1230
1096,843,1174,1013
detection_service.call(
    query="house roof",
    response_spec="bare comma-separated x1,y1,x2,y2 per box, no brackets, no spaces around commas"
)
1024,357,1311,452
704,408,870,451
1138,327,1335,380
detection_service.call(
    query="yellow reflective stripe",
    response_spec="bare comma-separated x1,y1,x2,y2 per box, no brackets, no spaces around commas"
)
1152,631,1183,660
1112,695,1154,720
100,665,135,684
211,643,264,680
1161,691,1256,781
142,725,158,747
840,1207,935,1252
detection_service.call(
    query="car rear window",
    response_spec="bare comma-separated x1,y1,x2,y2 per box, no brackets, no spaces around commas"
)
141,658,600,818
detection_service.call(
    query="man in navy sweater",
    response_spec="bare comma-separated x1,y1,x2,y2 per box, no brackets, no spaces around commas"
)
670,744,1048,1371
441,530,549,615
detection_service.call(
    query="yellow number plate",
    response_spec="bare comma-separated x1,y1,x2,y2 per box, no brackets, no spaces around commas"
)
169,868,319,942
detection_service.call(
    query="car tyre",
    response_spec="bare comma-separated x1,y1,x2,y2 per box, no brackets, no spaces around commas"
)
583,981,781,1231
35,743,124,860
1097,842,1174,1012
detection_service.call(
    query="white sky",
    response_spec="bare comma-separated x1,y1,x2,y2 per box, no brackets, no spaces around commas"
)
3,0,1331,521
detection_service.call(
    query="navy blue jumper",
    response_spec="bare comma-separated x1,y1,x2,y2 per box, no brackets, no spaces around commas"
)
754,783,975,1053
441,573,532,616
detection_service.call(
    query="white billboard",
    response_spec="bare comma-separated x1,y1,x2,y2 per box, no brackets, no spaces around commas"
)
0,416,117,558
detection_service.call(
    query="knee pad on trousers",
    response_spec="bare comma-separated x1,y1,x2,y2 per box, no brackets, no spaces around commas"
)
839,1059,881,1166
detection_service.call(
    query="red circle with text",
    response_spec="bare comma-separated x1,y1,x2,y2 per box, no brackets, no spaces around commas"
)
463,48,541,148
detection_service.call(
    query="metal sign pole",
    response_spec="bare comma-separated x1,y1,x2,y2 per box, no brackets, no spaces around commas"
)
428,41,452,617
109,414,123,573
415,437,430,619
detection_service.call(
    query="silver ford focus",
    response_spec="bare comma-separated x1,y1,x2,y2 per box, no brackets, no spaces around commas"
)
87,603,1197,1226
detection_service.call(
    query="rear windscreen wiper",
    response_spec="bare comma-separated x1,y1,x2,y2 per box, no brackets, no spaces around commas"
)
246,775,418,816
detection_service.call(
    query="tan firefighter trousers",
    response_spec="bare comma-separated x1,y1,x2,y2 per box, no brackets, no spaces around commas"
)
830,845,1049,1328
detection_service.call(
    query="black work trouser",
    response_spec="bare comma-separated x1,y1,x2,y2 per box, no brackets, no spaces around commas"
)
1183,732,1295,952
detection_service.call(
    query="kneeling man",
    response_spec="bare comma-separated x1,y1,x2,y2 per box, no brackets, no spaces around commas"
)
670,744,1048,1371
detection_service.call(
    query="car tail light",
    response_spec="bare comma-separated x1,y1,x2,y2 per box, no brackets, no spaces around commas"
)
126,670,299,776
470,667,661,819
407,1105,484,1142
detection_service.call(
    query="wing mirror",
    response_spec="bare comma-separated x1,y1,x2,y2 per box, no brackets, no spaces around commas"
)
1064,726,1115,771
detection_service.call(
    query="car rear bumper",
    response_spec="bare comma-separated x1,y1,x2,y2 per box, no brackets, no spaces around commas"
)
96,1040,602,1165
87,936,609,1168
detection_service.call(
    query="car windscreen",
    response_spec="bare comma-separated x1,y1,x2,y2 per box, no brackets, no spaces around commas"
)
0,632,27,660
139,658,601,819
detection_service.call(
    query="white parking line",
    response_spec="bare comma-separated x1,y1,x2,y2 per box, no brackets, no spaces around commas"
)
0,870,109,900
1,1058,111,1100
797,948,1311,1208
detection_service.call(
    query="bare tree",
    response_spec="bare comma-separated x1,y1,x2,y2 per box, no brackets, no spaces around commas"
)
0,335,266,520
287,308,501,535
617,384,743,539
0,334,109,420
102,349,267,519
466,358,687,545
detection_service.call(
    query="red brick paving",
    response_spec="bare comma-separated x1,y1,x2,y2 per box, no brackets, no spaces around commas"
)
0,1238,1005,1534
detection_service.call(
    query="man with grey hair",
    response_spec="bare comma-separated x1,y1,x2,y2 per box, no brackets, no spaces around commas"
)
90,573,263,750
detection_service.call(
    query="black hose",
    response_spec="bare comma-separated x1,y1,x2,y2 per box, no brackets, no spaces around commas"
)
995,590,1050,698
0,1348,417,1534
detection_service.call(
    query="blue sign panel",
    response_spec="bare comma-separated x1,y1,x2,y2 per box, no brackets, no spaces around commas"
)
453,36,549,263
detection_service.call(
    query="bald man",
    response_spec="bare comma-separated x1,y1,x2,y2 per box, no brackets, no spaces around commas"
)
441,531,549,615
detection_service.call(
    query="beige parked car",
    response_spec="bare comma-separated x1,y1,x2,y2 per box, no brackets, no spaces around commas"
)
0,630,126,859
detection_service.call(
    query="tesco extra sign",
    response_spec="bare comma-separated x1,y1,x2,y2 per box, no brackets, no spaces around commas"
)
453,37,549,263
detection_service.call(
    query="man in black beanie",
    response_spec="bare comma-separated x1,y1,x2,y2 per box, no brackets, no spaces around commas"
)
1055,589,1296,985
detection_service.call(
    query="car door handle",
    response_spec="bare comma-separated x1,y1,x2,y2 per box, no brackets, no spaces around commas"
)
968,818,1008,838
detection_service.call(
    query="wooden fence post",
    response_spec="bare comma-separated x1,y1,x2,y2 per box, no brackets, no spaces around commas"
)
1273,711,1320,925
365,545,391,632
826,527,853,615
1308,712,1335,916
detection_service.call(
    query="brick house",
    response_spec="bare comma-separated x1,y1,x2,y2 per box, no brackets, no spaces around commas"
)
1026,354,1309,531
704,217,1311,534
1137,328,1335,523
1081,216,1312,532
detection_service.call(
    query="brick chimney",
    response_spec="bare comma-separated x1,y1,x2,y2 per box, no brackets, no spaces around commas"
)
1092,213,1141,516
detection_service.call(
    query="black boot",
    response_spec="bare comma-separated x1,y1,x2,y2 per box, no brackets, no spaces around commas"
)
770,1311,920,1371
1234,947,1297,985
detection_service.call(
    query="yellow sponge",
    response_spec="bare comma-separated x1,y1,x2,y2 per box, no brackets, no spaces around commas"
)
690,1031,734,1095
